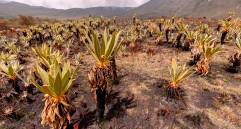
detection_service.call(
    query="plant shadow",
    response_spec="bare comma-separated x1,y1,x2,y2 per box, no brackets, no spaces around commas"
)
69,110,96,129
105,91,137,121
69,91,136,129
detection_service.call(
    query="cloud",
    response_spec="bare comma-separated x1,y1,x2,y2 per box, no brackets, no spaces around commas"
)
2,0,149,9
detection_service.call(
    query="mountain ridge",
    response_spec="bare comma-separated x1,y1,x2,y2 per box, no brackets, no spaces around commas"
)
129,0,241,18
1,0,241,19
0,1,132,19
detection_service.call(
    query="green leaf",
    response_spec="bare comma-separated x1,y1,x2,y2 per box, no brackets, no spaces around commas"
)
62,79,73,95
53,73,62,96
36,65,49,85
32,79,53,96
93,33,101,59
8,66,14,76
101,28,107,55
169,59,193,86
105,35,115,58
61,71,71,94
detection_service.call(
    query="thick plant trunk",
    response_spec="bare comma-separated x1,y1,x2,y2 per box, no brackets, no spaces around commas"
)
149,32,153,37
110,57,119,85
176,33,183,48
132,17,136,25
96,88,106,122
172,18,175,24
41,96,71,129
231,54,241,67
166,86,180,100
228,53,241,73
11,79,21,93
159,23,162,31
113,19,116,24
216,24,221,32
221,31,228,44
183,39,193,51
76,29,80,40
165,29,170,43
197,59,210,75
183,41,190,51
88,65,112,123
189,53,201,66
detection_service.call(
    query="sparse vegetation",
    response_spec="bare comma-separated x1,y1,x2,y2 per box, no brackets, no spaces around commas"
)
0,16,241,129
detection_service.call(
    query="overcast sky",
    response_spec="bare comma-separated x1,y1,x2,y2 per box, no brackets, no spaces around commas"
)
2,0,149,9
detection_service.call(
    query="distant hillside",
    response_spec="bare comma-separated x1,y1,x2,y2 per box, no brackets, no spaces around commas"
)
0,2,61,18
1,0,241,19
129,0,241,18
0,2,131,19
57,7,132,18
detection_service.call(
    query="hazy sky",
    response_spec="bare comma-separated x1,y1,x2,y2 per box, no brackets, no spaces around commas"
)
2,0,149,9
